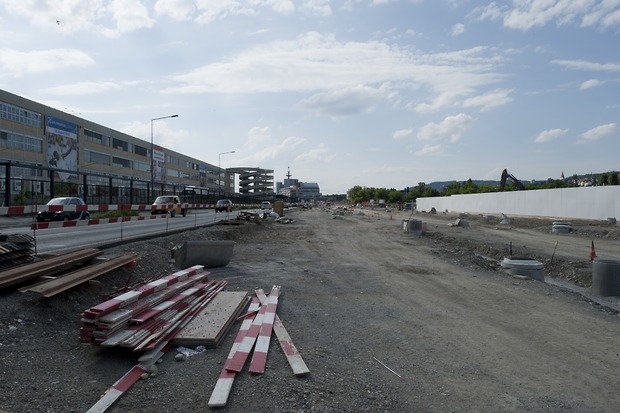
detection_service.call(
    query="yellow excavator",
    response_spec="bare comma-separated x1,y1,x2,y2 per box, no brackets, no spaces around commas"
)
499,169,525,191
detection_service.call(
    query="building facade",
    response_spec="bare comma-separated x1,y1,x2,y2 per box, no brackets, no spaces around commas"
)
0,89,239,205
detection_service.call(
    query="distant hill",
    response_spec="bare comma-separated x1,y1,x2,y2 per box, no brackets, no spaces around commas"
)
426,180,499,191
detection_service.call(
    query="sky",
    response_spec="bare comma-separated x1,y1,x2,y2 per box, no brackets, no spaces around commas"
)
0,0,619,195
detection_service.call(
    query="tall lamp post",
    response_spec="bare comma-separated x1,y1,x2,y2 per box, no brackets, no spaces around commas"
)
150,114,178,196
218,150,236,196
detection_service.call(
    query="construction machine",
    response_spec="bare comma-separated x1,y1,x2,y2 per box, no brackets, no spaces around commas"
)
499,169,525,191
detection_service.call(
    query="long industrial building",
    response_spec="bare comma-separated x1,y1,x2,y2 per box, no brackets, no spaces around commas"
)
0,89,273,205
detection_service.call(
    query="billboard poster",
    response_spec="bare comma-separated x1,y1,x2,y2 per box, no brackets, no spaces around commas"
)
153,148,165,183
46,116,78,182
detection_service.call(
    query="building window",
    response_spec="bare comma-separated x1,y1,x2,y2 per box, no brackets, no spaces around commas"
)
84,129,110,146
83,149,110,165
0,129,43,153
112,156,131,168
134,145,148,157
134,160,150,172
112,137,129,152
0,101,43,128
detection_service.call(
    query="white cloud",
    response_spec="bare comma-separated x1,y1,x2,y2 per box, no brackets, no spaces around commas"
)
393,128,413,140
105,0,154,36
417,113,473,143
451,23,465,36
155,0,295,24
0,48,94,77
42,81,123,95
472,1,620,31
580,79,603,90
534,128,569,143
2,0,153,37
415,144,442,156
237,135,307,165
580,123,618,141
552,59,620,72
165,32,507,114
296,84,392,118
471,2,505,22
462,88,513,112
247,126,273,150
301,0,332,16
295,143,333,162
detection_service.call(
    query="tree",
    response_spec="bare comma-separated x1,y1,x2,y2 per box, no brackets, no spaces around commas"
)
388,190,403,204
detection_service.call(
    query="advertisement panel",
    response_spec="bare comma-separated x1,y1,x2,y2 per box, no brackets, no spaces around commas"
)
46,116,78,182
153,148,165,183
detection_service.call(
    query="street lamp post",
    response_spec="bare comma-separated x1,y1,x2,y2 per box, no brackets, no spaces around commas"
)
150,114,178,197
218,150,236,196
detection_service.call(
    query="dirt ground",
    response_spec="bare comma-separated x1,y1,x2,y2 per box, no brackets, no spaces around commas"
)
1,206,620,413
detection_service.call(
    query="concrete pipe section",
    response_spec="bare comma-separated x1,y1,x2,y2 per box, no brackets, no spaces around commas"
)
500,257,545,282
592,259,620,297
171,240,235,269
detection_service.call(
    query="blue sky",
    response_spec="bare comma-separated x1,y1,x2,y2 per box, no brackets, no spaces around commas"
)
1,0,618,194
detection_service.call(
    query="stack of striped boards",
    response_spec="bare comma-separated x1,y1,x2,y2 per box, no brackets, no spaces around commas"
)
208,285,310,407
79,265,243,351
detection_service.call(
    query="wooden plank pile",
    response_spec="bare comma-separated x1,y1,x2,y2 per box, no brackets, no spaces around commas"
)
84,282,308,412
19,253,139,297
0,248,102,290
208,285,310,407
0,233,35,270
79,265,236,351
84,268,252,413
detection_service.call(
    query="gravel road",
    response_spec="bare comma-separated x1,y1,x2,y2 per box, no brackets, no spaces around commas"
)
1,206,619,412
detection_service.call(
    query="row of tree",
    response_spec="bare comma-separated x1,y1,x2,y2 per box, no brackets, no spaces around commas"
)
347,171,619,206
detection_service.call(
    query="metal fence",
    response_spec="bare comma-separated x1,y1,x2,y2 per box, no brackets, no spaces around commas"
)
0,162,274,209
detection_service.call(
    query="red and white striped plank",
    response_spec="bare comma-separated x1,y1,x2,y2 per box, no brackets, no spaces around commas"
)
208,298,261,407
81,275,207,344
129,279,217,323
255,288,310,376
81,271,208,346
248,285,280,374
119,292,205,349
133,281,227,351
85,345,167,413
97,275,208,325
223,299,267,372
82,266,205,319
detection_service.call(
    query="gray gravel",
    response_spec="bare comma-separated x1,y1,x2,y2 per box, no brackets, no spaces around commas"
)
1,207,620,412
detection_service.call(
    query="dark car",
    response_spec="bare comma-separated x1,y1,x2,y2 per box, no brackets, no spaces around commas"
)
36,197,90,222
215,199,233,213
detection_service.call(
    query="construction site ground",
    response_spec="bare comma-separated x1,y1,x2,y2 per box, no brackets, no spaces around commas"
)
1,206,619,412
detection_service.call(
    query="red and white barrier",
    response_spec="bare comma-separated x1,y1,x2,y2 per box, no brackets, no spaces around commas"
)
0,203,219,215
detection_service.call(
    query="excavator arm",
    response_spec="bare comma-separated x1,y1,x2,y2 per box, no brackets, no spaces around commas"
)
499,169,525,191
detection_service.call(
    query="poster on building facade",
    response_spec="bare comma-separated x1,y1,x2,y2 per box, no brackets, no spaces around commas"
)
153,147,165,183
46,116,78,182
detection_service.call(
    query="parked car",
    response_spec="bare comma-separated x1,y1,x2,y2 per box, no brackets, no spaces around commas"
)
151,195,187,217
260,201,272,210
36,197,90,222
215,199,233,213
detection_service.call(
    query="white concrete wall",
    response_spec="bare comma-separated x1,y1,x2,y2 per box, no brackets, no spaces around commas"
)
416,186,620,220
